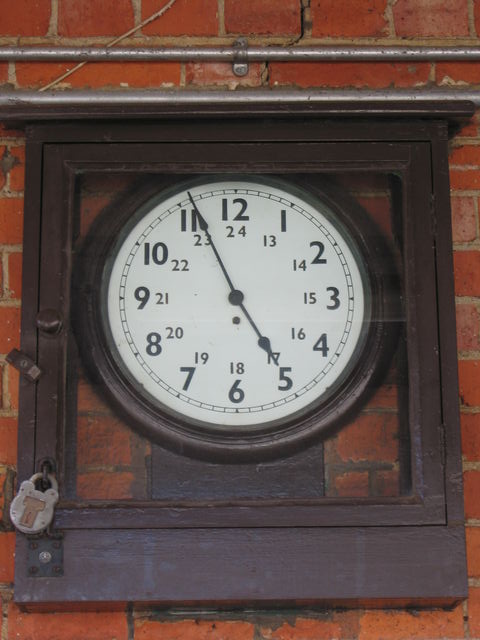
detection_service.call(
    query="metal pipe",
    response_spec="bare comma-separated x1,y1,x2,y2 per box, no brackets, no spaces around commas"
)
0,88,478,120
2,44,480,63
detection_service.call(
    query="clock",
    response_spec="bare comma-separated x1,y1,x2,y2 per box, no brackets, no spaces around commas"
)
74,175,397,461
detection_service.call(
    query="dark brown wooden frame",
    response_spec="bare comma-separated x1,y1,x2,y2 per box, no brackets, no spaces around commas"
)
10,105,469,607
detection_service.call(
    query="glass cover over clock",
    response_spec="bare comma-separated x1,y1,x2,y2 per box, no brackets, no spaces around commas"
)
75,175,398,462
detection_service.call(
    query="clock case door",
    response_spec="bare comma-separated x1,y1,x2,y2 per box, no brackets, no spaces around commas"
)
13,113,466,606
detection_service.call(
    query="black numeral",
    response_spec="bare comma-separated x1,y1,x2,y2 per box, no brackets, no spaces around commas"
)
180,366,195,390
146,332,162,356
144,242,168,265
228,379,245,403
291,327,306,340
166,326,184,339
134,286,150,309
194,233,211,247
263,235,277,247
194,351,209,364
155,292,169,305
278,367,293,391
311,241,327,264
230,362,245,374
326,286,340,310
303,292,317,304
226,225,246,238
268,351,280,365
171,259,189,271
222,198,249,221
313,333,329,357
180,209,198,232
280,209,287,232
293,259,307,271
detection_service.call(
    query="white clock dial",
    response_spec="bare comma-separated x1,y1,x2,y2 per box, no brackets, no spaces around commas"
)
102,177,370,430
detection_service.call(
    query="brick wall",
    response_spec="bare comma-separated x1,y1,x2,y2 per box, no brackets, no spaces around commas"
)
1,0,480,637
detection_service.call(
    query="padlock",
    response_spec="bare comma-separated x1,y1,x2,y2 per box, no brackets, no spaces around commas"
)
10,473,59,534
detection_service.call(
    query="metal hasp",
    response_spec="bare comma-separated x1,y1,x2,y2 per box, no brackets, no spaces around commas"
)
6,349,42,382
27,537,63,578
232,38,249,77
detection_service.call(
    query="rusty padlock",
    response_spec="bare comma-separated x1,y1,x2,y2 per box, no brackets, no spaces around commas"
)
10,473,59,534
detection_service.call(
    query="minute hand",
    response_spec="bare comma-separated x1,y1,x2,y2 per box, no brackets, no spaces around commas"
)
187,192,279,365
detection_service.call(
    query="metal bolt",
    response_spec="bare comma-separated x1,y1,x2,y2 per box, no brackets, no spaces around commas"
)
39,551,52,564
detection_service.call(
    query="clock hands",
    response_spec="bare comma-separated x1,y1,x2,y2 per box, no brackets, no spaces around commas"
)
187,191,279,366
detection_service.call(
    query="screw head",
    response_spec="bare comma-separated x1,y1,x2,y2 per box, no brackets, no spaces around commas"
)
39,551,52,564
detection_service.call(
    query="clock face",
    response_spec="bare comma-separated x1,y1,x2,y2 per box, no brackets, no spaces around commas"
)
76,175,393,460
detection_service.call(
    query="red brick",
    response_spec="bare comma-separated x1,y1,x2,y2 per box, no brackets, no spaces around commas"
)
7,252,22,300
357,195,392,237
0,469,6,512
335,413,398,463
0,307,20,353
77,375,113,414
0,0,50,36
334,471,369,497
0,64,7,85
135,619,255,640
8,366,19,411
80,194,111,238
374,469,400,496
77,415,132,467
0,417,17,466
0,146,6,191
457,117,479,138
467,526,480,576
16,62,181,90
186,62,263,88
58,0,134,36
9,145,25,193
225,0,300,35
451,145,480,166
454,252,480,296
68,62,181,89
77,471,134,500
0,198,23,244
450,169,480,191
7,604,128,640
459,360,480,407
15,63,72,89
366,383,398,410
269,62,430,89
311,0,388,37
142,0,218,36
451,197,476,242
358,606,464,639
461,413,480,461
464,471,480,519
456,304,480,351
264,612,360,639
0,125,23,139
469,587,480,636
0,532,15,583
438,63,480,85
393,0,469,36
475,1,480,37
